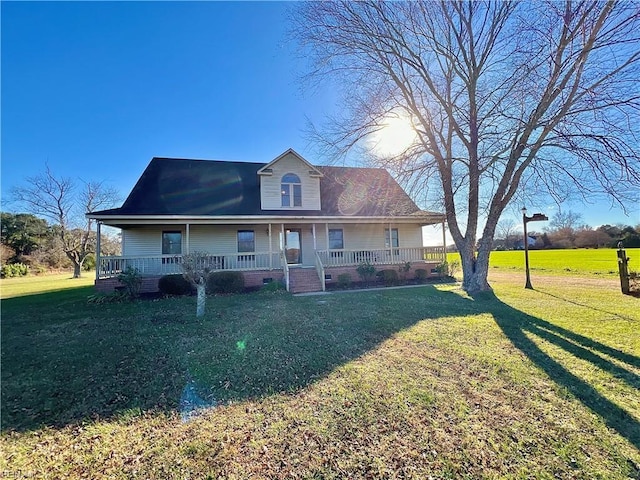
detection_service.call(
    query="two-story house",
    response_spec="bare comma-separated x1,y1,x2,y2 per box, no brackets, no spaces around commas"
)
88,149,446,293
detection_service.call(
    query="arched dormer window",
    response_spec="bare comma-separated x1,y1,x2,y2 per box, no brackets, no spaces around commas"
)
281,173,302,207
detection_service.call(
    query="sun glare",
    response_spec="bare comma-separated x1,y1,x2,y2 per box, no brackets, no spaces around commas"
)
367,111,418,157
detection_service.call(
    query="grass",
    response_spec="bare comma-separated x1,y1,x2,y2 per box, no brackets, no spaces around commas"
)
0,271,95,299
1,268,639,478
448,247,640,278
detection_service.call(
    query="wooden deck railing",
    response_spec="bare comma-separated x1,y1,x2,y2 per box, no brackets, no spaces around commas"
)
97,247,446,280
97,252,282,279
316,247,445,267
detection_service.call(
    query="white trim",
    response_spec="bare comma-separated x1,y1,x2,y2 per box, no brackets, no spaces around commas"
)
88,214,445,226
257,148,323,177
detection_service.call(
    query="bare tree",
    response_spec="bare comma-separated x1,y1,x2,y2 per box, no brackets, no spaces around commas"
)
180,252,210,317
293,1,640,292
497,218,519,249
548,210,584,232
11,165,119,278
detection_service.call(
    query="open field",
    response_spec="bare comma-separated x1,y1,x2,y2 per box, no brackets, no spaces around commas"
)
449,247,640,278
1,268,638,478
0,271,95,299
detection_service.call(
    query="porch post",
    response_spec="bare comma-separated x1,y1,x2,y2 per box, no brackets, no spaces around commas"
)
186,223,190,254
312,223,317,251
441,219,447,262
268,223,272,269
325,223,329,250
96,221,102,281
388,222,392,260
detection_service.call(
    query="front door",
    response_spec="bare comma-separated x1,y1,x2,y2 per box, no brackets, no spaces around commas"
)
284,228,302,264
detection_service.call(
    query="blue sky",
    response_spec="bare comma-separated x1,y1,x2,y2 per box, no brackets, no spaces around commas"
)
2,1,638,240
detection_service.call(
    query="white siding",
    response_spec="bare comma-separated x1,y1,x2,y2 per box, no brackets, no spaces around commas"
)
123,225,278,257
121,222,423,260
317,223,423,251
260,152,321,210
122,227,182,256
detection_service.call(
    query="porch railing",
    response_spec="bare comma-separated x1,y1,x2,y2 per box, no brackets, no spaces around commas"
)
98,252,282,279
97,247,446,280
316,246,445,268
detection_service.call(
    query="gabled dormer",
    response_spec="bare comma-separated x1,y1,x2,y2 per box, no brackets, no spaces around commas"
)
257,149,323,211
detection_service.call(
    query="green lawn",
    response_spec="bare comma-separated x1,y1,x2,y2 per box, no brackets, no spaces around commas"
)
1,270,639,478
449,247,640,278
0,271,95,299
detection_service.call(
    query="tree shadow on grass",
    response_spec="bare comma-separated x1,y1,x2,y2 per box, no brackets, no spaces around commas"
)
1,287,444,432
2,285,639,451
463,290,640,450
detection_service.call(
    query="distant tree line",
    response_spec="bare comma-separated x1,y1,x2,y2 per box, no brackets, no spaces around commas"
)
1,212,120,276
493,211,640,251
2,165,120,277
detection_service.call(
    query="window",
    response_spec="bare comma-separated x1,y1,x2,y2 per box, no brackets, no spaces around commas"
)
237,230,255,252
281,173,302,207
328,229,344,249
162,231,182,255
384,228,399,248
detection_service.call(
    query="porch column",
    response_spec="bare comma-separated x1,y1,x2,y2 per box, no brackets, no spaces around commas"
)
185,223,190,254
388,223,394,264
312,223,317,250
441,219,447,262
95,221,102,280
325,223,329,251
268,223,272,269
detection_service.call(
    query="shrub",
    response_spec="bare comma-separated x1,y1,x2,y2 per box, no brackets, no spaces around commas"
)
356,261,376,285
87,290,129,304
398,262,411,281
117,266,142,300
207,271,245,294
377,269,399,286
261,279,286,293
337,273,352,289
0,263,29,278
415,269,428,283
436,260,460,278
158,274,193,296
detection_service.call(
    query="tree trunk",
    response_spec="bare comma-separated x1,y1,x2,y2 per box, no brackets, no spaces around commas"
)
72,262,82,279
196,282,206,317
459,241,491,294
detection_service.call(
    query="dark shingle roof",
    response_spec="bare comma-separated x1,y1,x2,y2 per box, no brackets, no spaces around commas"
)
91,157,426,217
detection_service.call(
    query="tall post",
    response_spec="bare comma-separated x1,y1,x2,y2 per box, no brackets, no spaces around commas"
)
96,221,102,281
521,208,548,290
522,212,533,289
617,245,630,295
441,219,447,262
185,223,190,255
268,223,272,269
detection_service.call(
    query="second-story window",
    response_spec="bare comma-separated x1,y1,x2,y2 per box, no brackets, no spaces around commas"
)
281,173,302,207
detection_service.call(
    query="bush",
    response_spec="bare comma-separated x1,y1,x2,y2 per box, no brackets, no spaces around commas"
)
1,263,29,278
356,261,376,285
87,291,129,304
83,254,96,271
158,274,193,296
260,279,286,293
377,269,399,286
398,262,411,281
337,273,352,289
117,266,142,300
207,271,245,294
415,269,428,283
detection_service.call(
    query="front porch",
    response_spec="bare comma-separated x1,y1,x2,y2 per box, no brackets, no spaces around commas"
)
96,246,447,294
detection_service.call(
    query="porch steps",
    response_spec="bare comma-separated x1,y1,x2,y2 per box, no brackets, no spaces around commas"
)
289,267,323,294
